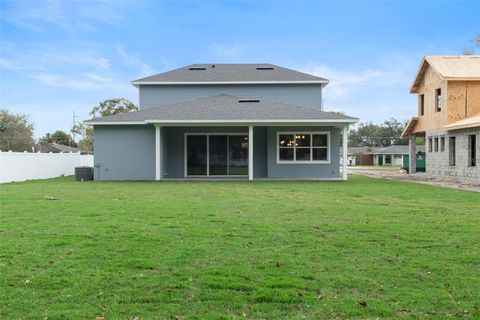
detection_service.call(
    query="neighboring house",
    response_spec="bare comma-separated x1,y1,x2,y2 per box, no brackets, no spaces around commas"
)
340,146,373,165
36,143,80,153
85,64,358,180
402,56,480,185
369,145,425,166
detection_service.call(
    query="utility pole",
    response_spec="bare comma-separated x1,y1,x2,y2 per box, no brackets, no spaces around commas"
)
71,110,78,152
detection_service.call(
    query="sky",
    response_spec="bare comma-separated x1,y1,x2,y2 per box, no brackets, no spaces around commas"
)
0,0,479,139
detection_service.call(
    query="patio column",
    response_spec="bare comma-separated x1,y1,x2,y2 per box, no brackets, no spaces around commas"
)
408,136,416,174
155,124,162,180
342,125,348,181
248,125,253,181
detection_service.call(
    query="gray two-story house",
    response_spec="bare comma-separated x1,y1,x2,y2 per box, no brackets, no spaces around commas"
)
85,64,358,180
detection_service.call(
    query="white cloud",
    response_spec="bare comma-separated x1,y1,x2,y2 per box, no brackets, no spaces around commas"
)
115,44,154,76
293,57,418,123
207,41,243,60
2,0,129,32
300,63,411,99
31,72,131,91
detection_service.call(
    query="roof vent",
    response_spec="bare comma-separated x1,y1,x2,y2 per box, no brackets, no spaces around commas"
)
256,67,274,70
239,99,260,103
188,67,206,70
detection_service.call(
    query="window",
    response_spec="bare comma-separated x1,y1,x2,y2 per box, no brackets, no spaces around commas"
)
435,88,442,112
385,155,392,164
440,136,445,152
449,136,456,166
419,94,425,115
277,132,329,163
428,137,433,152
468,135,476,167
434,137,439,152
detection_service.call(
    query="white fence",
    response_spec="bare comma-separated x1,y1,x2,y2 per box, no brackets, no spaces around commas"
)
0,151,94,183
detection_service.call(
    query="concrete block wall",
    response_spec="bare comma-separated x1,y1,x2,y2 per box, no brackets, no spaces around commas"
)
426,128,479,185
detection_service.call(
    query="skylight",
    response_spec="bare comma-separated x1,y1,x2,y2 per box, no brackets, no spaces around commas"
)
238,99,260,103
188,67,206,70
256,67,274,70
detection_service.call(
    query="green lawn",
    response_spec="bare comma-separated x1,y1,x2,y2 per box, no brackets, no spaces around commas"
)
1,176,479,319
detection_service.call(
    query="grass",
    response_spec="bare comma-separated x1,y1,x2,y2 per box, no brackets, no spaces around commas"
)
1,175,479,319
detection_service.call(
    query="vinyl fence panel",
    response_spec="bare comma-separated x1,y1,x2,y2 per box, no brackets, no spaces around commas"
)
0,151,94,183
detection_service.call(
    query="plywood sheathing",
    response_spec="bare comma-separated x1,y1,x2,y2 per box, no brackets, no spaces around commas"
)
467,81,480,117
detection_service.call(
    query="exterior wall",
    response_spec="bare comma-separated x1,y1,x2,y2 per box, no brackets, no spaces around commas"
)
266,126,340,179
93,125,155,180
413,65,448,134
139,84,323,109
426,128,480,185
373,154,402,166
355,154,373,165
412,66,480,135
94,125,342,180
447,81,480,122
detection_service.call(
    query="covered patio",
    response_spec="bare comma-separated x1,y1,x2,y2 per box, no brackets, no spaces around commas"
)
87,95,358,181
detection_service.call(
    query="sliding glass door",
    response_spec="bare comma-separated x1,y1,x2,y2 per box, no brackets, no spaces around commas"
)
209,135,228,175
186,134,248,177
228,135,248,175
186,135,207,175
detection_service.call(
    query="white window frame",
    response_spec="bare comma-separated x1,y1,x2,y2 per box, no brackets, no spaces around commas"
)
276,131,330,164
184,132,249,177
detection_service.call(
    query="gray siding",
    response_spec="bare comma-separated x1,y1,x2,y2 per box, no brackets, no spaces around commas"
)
139,84,323,109
93,125,155,180
266,126,340,179
93,125,340,180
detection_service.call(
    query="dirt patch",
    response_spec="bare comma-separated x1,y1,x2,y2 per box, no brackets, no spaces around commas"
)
349,167,480,192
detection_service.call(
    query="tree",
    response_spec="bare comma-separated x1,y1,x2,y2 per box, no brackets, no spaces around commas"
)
40,130,77,147
377,118,409,146
463,33,480,55
90,98,138,118
71,123,93,153
81,98,137,153
0,109,35,151
348,122,382,147
348,118,408,147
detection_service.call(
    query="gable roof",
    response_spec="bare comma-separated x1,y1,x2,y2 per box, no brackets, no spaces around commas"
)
410,55,480,93
368,145,425,155
85,94,357,125
38,143,80,153
340,146,373,155
132,64,329,86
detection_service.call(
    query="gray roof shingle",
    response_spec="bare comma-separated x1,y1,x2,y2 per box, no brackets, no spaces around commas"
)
132,64,328,84
85,94,357,124
369,145,426,155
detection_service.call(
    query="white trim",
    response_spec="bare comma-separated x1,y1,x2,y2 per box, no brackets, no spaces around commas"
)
85,119,358,126
248,125,253,181
145,119,358,124
276,131,331,164
342,125,348,181
84,121,146,125
184,133,249,178
155,124,161,180
132,80,329,86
